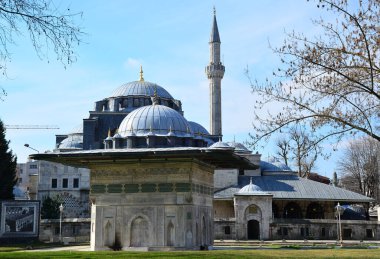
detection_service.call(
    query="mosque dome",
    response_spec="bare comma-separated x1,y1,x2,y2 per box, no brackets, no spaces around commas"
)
260,157,292,172
118,104,193,137
110,81,173,100
58,135,83,150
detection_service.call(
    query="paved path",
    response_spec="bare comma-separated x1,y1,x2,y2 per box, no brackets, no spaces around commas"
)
20,245,91,252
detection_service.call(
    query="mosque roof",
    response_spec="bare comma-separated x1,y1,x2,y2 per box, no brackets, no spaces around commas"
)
30,147,259,170
260,158,292,172
209,140,233,149
227,141,251,154
110,80,173,99
58,134,83,150
118,104,192,137
188,121,210,136
214,175,374,202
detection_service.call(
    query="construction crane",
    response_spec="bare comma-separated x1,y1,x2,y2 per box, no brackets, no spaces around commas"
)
5,125,60,130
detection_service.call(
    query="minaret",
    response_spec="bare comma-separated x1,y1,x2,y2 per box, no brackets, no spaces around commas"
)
206,8,225,139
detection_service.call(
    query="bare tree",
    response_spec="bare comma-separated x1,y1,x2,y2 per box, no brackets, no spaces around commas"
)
248,0,380,149
338,137,380,202
275,137,290,166
0,0,84,99
275,125,321,177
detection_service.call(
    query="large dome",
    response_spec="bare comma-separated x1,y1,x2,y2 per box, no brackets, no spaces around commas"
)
111,81,173,99
118,104,193,137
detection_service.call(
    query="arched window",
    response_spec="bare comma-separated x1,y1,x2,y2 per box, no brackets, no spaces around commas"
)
283,202,302,219
306,202,324,219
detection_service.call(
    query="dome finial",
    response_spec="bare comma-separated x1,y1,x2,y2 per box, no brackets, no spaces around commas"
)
108,128,111,137
250,177,253,185
139,65,144,82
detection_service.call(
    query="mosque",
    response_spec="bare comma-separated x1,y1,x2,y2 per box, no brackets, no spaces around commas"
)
32,11,378,250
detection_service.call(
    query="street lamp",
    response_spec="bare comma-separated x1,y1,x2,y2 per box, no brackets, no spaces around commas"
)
24,144,39,153
59,203,64,243
336,202,344,246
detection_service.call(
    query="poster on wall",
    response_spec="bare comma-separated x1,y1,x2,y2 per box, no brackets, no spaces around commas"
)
0,201,40,239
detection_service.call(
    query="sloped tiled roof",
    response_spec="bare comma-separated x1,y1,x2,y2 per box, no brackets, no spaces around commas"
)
214,175,373,202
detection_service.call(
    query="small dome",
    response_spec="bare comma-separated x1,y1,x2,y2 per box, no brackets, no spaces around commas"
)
118,104,193,137
111,81,173,99
237,178,270,196
58,135,83,150
209,140,234,149
261,157,292,172
188,121,210,136
227,141,251,154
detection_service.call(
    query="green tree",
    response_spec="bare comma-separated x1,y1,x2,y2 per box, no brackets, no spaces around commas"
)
0,119,17,199
41,196,61,219
0,0,84,100
248,0,380,149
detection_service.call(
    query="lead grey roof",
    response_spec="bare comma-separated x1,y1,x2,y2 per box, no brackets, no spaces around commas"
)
111,81,173,99
210,14,221,43
214,175,373,202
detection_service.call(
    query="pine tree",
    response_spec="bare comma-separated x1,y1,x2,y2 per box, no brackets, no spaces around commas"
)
0,119,17,199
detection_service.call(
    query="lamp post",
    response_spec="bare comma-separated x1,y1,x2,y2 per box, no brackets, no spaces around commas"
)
24,143,39,153
59,203,64,243
336,202,344,246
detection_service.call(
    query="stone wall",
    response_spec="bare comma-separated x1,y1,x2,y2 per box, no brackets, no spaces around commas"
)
88,159,215,251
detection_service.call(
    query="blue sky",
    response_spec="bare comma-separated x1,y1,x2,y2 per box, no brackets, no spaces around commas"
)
0,0,340,177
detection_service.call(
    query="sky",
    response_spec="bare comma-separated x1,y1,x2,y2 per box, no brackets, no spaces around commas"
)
0,0,341,178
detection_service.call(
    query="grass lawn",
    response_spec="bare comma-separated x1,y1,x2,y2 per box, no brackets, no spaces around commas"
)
0,249,380,259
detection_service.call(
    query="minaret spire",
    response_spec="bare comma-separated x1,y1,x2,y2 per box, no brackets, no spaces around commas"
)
206,8,225,139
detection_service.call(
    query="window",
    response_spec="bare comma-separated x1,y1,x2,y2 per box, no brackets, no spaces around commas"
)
300,227,309,237
18,178,22,184
55,227,60,235
277,227,288,236
224,226,231,235
51,178,57,188
72,225,79,235
73,178,79,188
62,178,68,188
321,227,326,237
29,164,38,169
366,229,373,238
343,229,352,239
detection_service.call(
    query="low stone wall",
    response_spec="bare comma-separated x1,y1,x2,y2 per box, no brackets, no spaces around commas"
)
215,218,380,241
271,219,380,240
39,218,90,243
